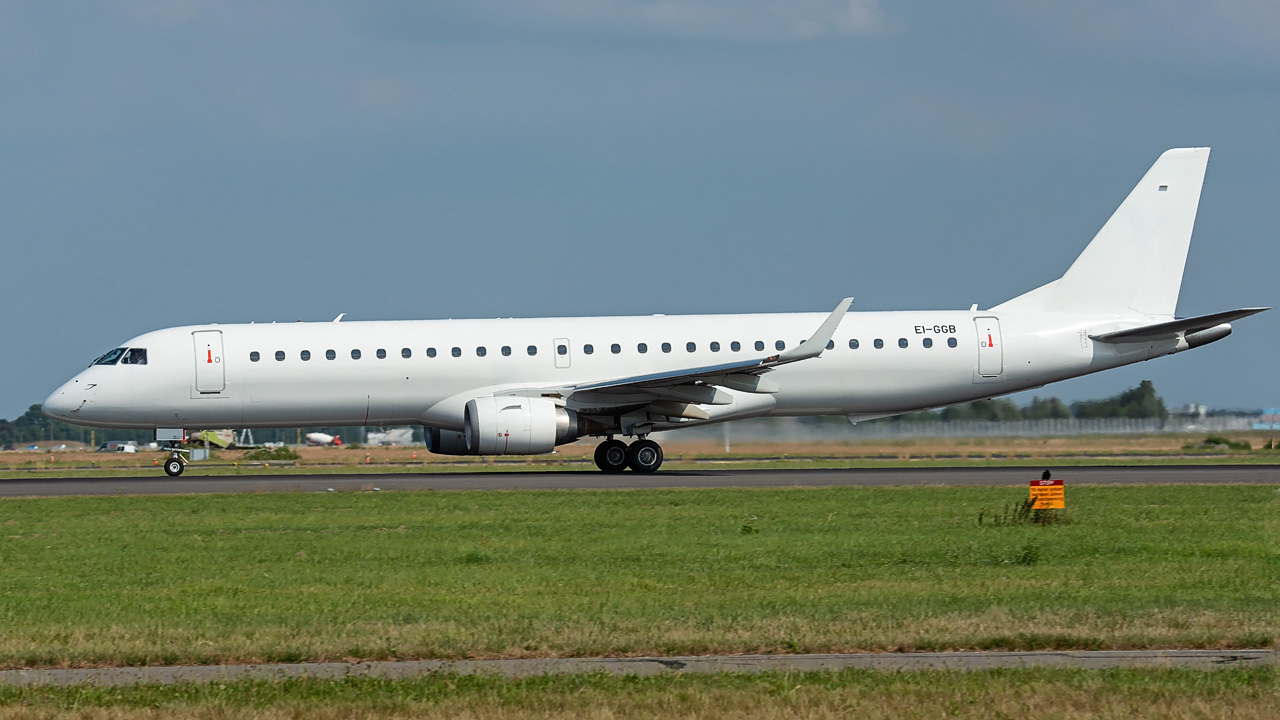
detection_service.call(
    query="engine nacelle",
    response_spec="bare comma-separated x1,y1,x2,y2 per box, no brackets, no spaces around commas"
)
464,397,581,455
424,427,473,456
1185,323,1232,349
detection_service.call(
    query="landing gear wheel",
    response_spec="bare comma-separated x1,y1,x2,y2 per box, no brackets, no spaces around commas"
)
626,439,663,474
164,456,185,477
594,439,629,473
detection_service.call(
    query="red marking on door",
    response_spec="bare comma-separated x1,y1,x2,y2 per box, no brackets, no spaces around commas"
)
207,349,213,363
987,333,994,347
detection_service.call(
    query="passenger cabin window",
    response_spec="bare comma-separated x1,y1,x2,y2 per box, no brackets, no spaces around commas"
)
898,338,908,348
662,342,672,353
249,351,260,362
923,338,933,349
948,337,958,348
402,348,412,358
93,348,127,366
584,344,594,355
451,347,461,358
376,349,387,359
638,343,648,354
527,345,538,356
755,341,765,352
849,339,859,349
120,348,147,365
775,340,785,351
731,341,741,352
476,346,486,357
301,350,311,361
686,342,696,353
557,344,568,356
826,340,834,350
275,351,286,361
326,349,336,360
351,349,361,360
710,342,720,352
501,346,511,357
611,343,621,354
874,339,884,349
427,348,437,358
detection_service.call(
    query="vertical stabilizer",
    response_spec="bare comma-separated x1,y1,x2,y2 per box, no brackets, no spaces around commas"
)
993,148,1210,318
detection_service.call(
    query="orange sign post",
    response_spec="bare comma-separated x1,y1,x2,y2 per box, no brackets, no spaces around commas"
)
1030,479,1064,509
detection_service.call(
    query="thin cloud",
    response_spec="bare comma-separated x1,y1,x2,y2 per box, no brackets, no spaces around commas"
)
490,0,889,41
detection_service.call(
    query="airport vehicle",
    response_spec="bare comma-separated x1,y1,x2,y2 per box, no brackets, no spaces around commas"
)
42,149,1265,476
305,432,342,446
367,428,415,446
96,441,138,453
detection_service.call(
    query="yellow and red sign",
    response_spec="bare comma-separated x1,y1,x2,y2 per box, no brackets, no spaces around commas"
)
1030,479,1064,509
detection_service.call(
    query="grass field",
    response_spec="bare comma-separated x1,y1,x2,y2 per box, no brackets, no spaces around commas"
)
0,485,1274,668
0,668,1276,719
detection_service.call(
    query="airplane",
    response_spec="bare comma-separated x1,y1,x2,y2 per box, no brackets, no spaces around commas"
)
42,148,1266,477
305,432,343,446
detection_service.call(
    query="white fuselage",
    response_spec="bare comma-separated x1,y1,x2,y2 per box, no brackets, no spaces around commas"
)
41,308,1177,433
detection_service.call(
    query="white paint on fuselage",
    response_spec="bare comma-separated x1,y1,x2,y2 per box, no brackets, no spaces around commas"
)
41,309,1164,432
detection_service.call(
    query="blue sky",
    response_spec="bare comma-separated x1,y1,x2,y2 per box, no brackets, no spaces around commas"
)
3,1,1277,420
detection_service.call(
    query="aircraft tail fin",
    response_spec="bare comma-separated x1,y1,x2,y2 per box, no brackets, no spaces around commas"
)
992,148,1210,317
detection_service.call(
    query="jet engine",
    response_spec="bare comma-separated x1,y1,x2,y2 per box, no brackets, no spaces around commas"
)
424,427,470,455
426,397,584,456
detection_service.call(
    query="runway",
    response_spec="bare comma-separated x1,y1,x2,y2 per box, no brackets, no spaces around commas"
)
0,650,1271,687
2,464,1278,497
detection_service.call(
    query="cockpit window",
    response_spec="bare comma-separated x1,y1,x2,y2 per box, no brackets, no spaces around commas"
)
92,348,127,366
120,348,148,365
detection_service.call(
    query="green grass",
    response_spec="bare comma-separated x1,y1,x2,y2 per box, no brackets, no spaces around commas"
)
2,451,1279,480
0,485,1275,668
0,669,1275,719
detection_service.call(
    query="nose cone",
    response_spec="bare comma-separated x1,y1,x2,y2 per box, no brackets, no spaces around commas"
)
42,382,74,422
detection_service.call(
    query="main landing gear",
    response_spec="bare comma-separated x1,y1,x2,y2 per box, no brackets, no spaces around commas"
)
594,437,664,474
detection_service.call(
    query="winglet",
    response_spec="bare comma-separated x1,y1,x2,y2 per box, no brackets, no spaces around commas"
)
333,313,346,323
776,297,853,362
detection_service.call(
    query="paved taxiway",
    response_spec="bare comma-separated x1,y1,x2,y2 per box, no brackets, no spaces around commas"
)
1,650,1272,687
2,465,1278,497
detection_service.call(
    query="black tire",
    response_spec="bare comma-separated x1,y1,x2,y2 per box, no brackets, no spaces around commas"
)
594,439,629,473
164,457,185,477
626,439,663,474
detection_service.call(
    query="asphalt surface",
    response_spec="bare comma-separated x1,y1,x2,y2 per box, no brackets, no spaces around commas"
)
0,650,1272,687
1,464,1278,497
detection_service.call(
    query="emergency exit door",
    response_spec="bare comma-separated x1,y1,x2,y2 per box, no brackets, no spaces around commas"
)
193,330,225,394
553,338,571,369
974,317,1003,377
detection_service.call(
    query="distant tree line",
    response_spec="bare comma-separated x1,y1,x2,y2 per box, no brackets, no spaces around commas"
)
0,405,424,449
0,405,155,448
862,380,1169,424
0,381,1207,448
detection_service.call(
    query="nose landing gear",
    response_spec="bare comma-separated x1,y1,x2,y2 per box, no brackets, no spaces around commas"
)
162,442,189,477
593,437,664,474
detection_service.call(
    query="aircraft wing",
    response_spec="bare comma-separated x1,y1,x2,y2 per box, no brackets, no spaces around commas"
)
571,297,852,394
1090,307,1268,343
494,298,852,404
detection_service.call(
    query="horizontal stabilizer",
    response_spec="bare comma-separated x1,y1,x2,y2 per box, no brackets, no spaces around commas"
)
1090,308,1268,343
